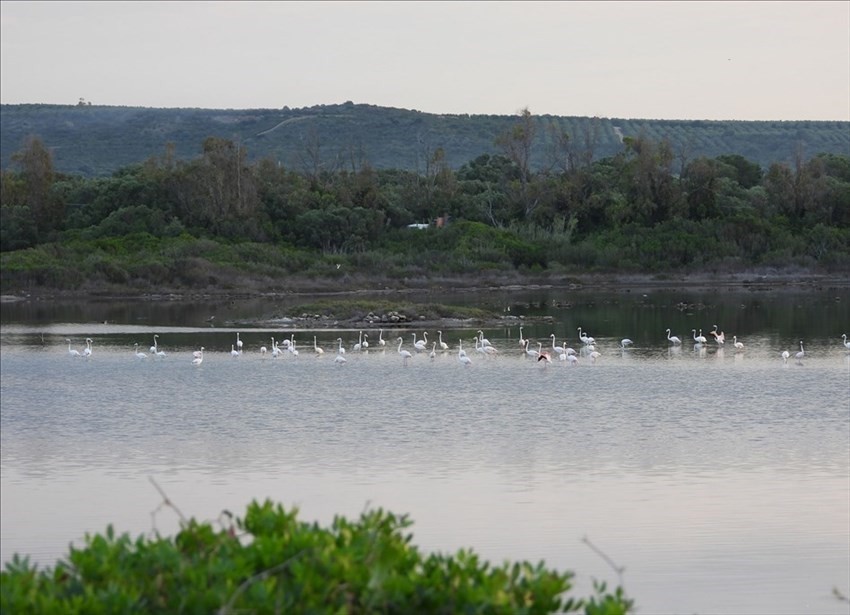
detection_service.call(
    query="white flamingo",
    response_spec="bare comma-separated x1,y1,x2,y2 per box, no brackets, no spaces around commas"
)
518,326,526,349
550,334,566,356
150,334,160,354
577,327,595,345
620,338,634,348
795,341,805,361
133,343,147,359
429,341,437,360
66,339,81,357
781,350,790,363
236,332,243,351
192,348,204,365
413,332,427,351
271,338,282,358
666,329,682,345
231,344,240,358
733,335,744,350
477,330,492,348
524,339,539,359
353,331,364,352
842,334,850,350
566,353,579,366
334,353,347,365
397,337,413,366
83,338,93,358
458,340,472,366
378,329,387,347
589,350,601,363
260,344,268,357
337,338,346,355
692,329,707,344
313,336,324,355
438,331,449,351
361,333,369,349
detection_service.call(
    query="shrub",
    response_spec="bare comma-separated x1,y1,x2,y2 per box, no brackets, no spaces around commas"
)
1,500,633,614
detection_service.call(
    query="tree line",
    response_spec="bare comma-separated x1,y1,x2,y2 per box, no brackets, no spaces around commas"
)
2,108,849,281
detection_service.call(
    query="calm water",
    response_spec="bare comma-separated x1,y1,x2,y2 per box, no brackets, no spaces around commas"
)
2,287,849,614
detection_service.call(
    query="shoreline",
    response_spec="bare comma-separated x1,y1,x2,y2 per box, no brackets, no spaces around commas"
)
2,269,849,304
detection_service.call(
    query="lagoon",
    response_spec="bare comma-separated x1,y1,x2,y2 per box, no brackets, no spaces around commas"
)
2,286,849,614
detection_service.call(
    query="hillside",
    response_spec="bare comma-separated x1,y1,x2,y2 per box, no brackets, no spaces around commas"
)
1,101,848,177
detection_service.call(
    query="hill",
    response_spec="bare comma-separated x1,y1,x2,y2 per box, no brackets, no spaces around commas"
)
1,101,848,177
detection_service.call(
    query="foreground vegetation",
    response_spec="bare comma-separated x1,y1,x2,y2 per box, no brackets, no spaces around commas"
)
2,109,848,295
1,499,632,614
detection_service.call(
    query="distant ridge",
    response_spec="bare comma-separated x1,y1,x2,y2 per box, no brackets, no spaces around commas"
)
2,102,848,177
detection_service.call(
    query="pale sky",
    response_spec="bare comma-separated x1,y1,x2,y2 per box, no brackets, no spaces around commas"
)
1,1,848,121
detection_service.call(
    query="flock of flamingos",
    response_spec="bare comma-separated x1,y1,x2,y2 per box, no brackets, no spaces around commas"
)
64,326,850,367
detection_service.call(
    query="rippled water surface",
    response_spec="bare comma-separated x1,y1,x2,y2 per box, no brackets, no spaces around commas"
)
2,288,849,614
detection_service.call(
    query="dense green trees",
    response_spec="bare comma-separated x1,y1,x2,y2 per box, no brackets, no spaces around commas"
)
1,118,848,291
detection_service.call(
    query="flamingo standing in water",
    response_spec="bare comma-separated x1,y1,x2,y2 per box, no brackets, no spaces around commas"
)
438,331,449,351
133,343,147,359
781,350,790,363
842,334,850,350
692,329,707,344
397,337,413,366
236,332,243,351
313,336,324,355
795,341,805,361
458,341,472,366
192,348,204,365
733,336,744,350
577,327,595,345
83,338,93,358
377,329,386,348
666,329,682,345
66,339,81,357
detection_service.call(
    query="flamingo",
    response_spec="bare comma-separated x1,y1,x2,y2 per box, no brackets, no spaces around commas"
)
236,332,243,351
550,334,566,356
313,336,324,355
478,332,498,354
397,337,413,366
577,327,595,345
795,341,805,361
474,336,488,357
334,354,347,365
287,334,299,356
620,338,634,348
733,335,744,350
666,329,682,345
133,343,147,359
842,334,850,350
66,339,81,357
362,333,369,349
192,348,204,365
537,351,552,365
353,331,364,352
438,331,449,351
337,338,346,355
458,339,468,358
150,334,160,354
271,338,282,358
518,326,527,349
83,338,93,358
589,350,601,363
458,351,472,367
429,341,437,360
378,329,387,347
781,350,790,363
231,344,240,358
692,329,707,344
260,344,268,357
524,339,539,359
710,325,725,344
413,332,427,352
566,353,579,366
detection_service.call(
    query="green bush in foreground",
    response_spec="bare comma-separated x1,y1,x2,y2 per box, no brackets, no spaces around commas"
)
1,499,632,614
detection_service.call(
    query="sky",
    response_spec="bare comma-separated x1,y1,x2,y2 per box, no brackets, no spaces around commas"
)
1,1,848,121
